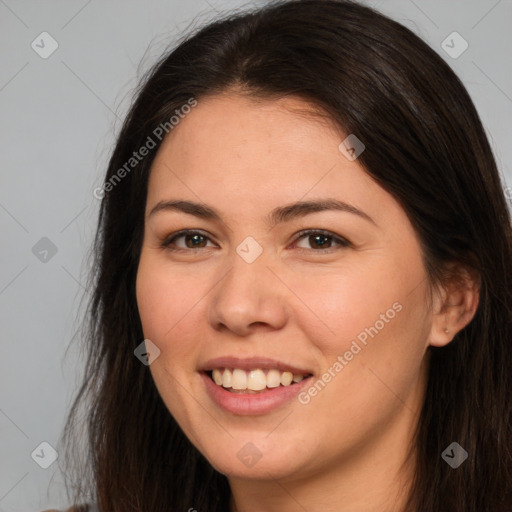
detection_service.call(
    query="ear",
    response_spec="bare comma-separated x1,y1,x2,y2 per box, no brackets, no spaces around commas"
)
428,263,480,348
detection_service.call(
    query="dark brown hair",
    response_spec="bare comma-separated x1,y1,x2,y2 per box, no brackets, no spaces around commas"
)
60,1,512,510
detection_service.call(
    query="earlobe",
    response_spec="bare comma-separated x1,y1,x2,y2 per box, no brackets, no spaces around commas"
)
427,265,480,348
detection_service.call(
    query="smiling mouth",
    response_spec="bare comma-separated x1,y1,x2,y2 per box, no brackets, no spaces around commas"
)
206,368,313,393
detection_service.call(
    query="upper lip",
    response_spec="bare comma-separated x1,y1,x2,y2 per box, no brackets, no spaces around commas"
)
200,356,314,375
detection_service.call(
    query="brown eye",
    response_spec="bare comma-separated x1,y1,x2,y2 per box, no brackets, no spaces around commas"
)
293,230,350,251
161,229,350,253
161,230,215,250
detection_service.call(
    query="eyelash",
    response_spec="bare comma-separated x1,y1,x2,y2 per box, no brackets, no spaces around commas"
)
160,229,351,253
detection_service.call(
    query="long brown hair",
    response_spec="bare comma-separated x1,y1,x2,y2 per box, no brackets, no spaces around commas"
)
60,1,512,510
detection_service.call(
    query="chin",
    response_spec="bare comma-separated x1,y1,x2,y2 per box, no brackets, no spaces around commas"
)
198,437,307,480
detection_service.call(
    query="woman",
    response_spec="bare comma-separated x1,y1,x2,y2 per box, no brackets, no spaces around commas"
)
52,0,512,511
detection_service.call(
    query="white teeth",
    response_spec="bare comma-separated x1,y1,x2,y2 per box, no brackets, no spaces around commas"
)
210,368,309,391
280,371,293,386
232,369,247,390
222,369,232,388
212,369,223,385
266,369,281,388
247,369,267,390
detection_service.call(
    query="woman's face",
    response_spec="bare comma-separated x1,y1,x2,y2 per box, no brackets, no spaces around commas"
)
136,93,436,482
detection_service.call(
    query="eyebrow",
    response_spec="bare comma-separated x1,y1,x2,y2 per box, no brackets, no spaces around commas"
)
148,198,376,227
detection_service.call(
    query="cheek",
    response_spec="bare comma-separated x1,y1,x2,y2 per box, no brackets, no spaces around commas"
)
136,255,200,339
286,261,408,356
136,261,181,369
136,267,167,341
290,254,429,404
136,258,205,428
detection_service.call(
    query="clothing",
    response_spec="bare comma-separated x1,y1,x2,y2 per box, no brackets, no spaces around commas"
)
41,504,98,512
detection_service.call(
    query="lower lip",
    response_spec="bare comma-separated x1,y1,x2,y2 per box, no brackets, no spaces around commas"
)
201,372,313,415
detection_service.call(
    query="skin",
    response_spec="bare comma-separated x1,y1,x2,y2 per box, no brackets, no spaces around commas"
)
135,92,479,512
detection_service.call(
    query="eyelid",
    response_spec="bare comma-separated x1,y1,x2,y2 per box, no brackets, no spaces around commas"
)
161,228,351,252
161,229,215,249
292,229,351,250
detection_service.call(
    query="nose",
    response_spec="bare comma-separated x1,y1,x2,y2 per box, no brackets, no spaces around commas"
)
207,247,289,337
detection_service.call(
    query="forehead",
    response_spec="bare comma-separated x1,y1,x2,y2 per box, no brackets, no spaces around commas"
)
166,94,340,154
144,93,421,257
147,93,376,200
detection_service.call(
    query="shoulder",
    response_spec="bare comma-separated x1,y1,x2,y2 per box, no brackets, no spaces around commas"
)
41,504,92,512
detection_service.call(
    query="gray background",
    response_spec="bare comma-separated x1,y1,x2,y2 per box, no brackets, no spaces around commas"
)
0,1,511,510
